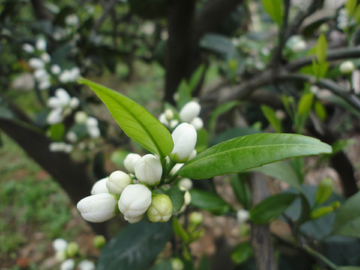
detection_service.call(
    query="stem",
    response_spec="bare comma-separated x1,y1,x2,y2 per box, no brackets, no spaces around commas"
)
304,245,338,270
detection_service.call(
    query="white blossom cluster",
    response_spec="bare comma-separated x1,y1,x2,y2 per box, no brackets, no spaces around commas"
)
74,111,101,139
337,8,353,30
47,88,79,124
49,142,73,153
77,123,198,224
286,35,307,53
158,100,203,131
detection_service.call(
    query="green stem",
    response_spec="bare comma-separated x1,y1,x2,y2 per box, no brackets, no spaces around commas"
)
304,245,338,270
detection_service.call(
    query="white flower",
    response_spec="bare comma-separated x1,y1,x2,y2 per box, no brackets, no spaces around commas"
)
190,117,203,130
66,131,77,143
65,14,79,26
78,260,95,270
189,212,203,224
169,123,197,162
141,22,155,35
55,251,66,262
165,109,174,121
236,209,249,224
88,126,101,138
22,43,34,53
291,40,306,53
59,70,72,83
69,97,79,109
51,64,61,74
91,178,109,195
69,67,80,81
158,113,168,126
147,194,173,222
34,69,48,81
339,61,355,74
29,58,45,69
124,153,142,173
38,79,51,90
47,108,63,124
179,178,193,190
52,238,68,252
170,119,179,129
179,101,201,123
61,259,75,270
63,144,73,153
56,88,71,106
41,52,51,63
118,184,152,221
106,170,132,194
170,163,183,176
36,38,47,51
74,111,88,124
77,193,117,222
134,154,162,186
172,258,184,270
124,215,143,223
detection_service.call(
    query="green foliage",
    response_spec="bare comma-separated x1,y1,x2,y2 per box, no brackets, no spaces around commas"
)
261,0,283,26
314,100,327,121
261,105,282,133
231,241,253,264
79,78,174,159
164,186,185,213
209,101,240,134
209,127,261,146
345,0,358,18
189,189,232,215
316,34,327,64
97,220,173,270
295,93,314,133
250,193,298,224
48,123,65,141
179,133,331,179
314,177,334,205
149,259,172,270
230,174,251,210
110,150,130,168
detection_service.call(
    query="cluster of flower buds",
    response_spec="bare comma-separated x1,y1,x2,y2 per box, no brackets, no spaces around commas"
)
286,35,307,53
49,142,73,153
158,100,203,131
74,111,101,139
47,88,79,124
337,8,352,30
59,67,81,84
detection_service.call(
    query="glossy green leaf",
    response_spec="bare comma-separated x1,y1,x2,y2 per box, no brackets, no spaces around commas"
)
188,64,205,93
209,127,261,147
97,220,173,270
297,93,314,116
79,78,173,158
189,189,232,215
209,101,240,133
261,105,282,133
250,193,298,224
231,241,253,264
316,34,327,63
230,174,251,210
248,161,301,191
346,0,357,17
179,133,332,179
165,186,185,213
196,128,209,153
332,191,360,238
261,0,283,26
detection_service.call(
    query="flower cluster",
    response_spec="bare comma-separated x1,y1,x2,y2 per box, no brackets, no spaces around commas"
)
74,111,101,139
47,88,79,124
77,122,198,224
286,35,307,53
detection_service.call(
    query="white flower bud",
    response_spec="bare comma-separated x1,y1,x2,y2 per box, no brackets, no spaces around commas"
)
189,212,203,224
78,260,95,270
69,97,79,109
91,178,109,195
61,259,74,270
170,163,183,176
179,178,193,190
134,154,162,186
49,142,62,152
59,70,72,83
118,184,152,220
147,194,173,222
339,61,355,74
124,153,142,173
171,258,184,270
86,116,98,127
55,251,66,262
107,171,132,194
56,88,71,106
74,111,88,124
77,193,117,222
41,52,51,63
22,43,34,53
188,149,197,161
38,79,51,90
63,144,73,153
36,38,47,51
69,67,80,81
169,123,197,162
34,69,48,81
173,93,179,101
29,58,45,69
190,117,203,130
178,186,191,213
179,101,201,123
47,108,63,124
52,238,68,252
236,209,249,224
88,126,100,138
51,64,61,74
65,14,79,26
291,40,306,53
170,119,179,129
124,215,143,224
165,109,174,121
158,113,168,126
66,131,77,143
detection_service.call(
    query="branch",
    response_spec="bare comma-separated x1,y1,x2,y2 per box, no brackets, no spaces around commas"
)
92,0,117,33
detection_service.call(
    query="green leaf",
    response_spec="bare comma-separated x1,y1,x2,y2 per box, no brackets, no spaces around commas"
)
197,254,211,270
179,133,332,179
297,193,311,225
189,189,232,215
297,93,314,116
48,123,65,141
231,241,253,264
315,100,327,121
165,186,185,213
149,260,172,270
338,267,360,270
353,5,360,23
110,150,130,168
345,0,357,18
176,79,192,109
332,191,360,238
173,217,190,242
196,128,209,153
188,64,205,93
261,0,283,26
248,161,301,191
316,34,327,63
250,193,298,224
261,105,282,133
230,174,251,210
209,127,261,147
97,220,173,270
209,101,240,133
79,78,174,158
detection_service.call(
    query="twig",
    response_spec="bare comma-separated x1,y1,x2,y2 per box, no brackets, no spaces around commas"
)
303,245,338,270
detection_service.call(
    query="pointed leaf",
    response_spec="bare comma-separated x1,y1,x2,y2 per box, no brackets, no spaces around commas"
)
178,133,332,179
261,0,283,26
188,64,205,93
261,105,282,133
79,78,173,158
316,34,327,63
346,0,357,17
189,189,232,215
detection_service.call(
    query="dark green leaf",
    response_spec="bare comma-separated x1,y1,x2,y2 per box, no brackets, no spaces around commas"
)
173,217,189,243
165,186,185,213
261,105,282,133
79,78,174,158
230,174,251,210
97,220,173,270
231,241,253,264
198,254,210,270
189,189,232,215
149,259,172,270
195,128,209,153
179,133,332,179
250,193,298,224
188,65,205,93
261,0,283,26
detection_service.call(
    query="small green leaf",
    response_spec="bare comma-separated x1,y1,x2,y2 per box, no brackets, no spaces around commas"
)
110,150,130,168
231,241,253,264
196,128,209,153
230,174,251,210
332,191,360,238
297,193,311,225
209,101,240,133
48,123,65,141
315,177,333,205
316,34,327,64
261,105,282,133
176,79,192,109
354,5,360,23
173,217,190,242
179,133,332,179
248,161,301,191
261,0,283,26
189,189,232,215
165,186,185,213
346,0,357,18
315,101,327,121
79,78,174,158
188,64,205,93
250,193,298,224
297,93,314,116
